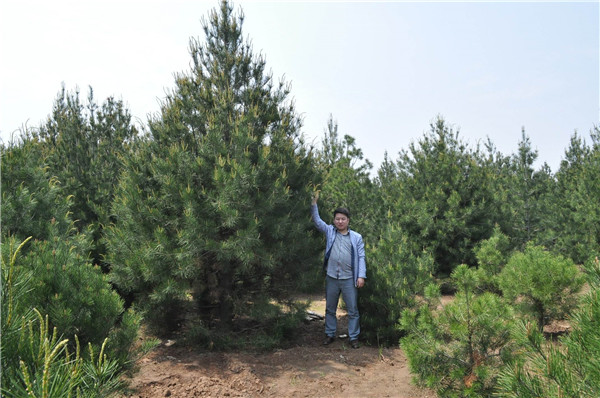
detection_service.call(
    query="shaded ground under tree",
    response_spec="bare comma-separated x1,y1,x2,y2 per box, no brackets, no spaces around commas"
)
120,294,435,398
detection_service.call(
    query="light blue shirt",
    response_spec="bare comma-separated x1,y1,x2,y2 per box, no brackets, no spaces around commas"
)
327,231,353,279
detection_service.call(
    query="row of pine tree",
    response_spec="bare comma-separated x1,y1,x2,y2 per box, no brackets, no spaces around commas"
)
2,2,599,396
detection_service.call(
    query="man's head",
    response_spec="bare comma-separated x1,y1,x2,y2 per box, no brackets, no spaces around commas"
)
333,207,350,234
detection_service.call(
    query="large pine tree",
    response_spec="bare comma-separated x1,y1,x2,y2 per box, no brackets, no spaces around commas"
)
500,131,555,251
554,128,600,263
36,86,139,268
391,117,497,274
106,1,320,334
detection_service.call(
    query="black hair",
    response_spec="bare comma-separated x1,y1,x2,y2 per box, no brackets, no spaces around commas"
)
333,207,350,218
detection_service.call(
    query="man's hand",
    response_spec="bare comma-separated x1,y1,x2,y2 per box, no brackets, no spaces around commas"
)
311,190,319,205
356,278,365,288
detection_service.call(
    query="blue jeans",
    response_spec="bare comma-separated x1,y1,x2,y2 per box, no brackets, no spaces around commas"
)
325,276,360,340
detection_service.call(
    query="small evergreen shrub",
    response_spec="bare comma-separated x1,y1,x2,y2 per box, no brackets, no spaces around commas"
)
400,265,516,397
2,311,123,398
497,253,600,398
498,243,584,330
1,236,123,397
6,223,140,362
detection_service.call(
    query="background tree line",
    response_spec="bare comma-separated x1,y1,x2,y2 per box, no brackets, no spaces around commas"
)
2,1,599,396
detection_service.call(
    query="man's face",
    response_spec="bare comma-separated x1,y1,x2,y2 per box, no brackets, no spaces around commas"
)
334,213,349,233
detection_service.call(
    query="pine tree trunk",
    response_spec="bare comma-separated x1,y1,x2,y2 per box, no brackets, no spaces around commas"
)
218,264,234,329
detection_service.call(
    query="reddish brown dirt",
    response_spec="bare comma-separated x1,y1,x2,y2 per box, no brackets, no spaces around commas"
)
120,295,435,398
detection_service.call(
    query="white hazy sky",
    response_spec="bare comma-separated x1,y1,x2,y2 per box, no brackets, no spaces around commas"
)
1,0,598,173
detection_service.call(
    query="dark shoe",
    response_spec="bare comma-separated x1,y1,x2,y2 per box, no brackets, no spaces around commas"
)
323,336,335,345
350,339,360,349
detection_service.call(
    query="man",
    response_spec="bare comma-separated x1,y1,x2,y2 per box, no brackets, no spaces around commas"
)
311,191,366,349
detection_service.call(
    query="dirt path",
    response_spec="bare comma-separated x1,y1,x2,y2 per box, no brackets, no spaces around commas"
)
121,296,435,398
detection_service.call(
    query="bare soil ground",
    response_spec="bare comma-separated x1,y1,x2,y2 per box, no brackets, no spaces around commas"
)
120,295,435,398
